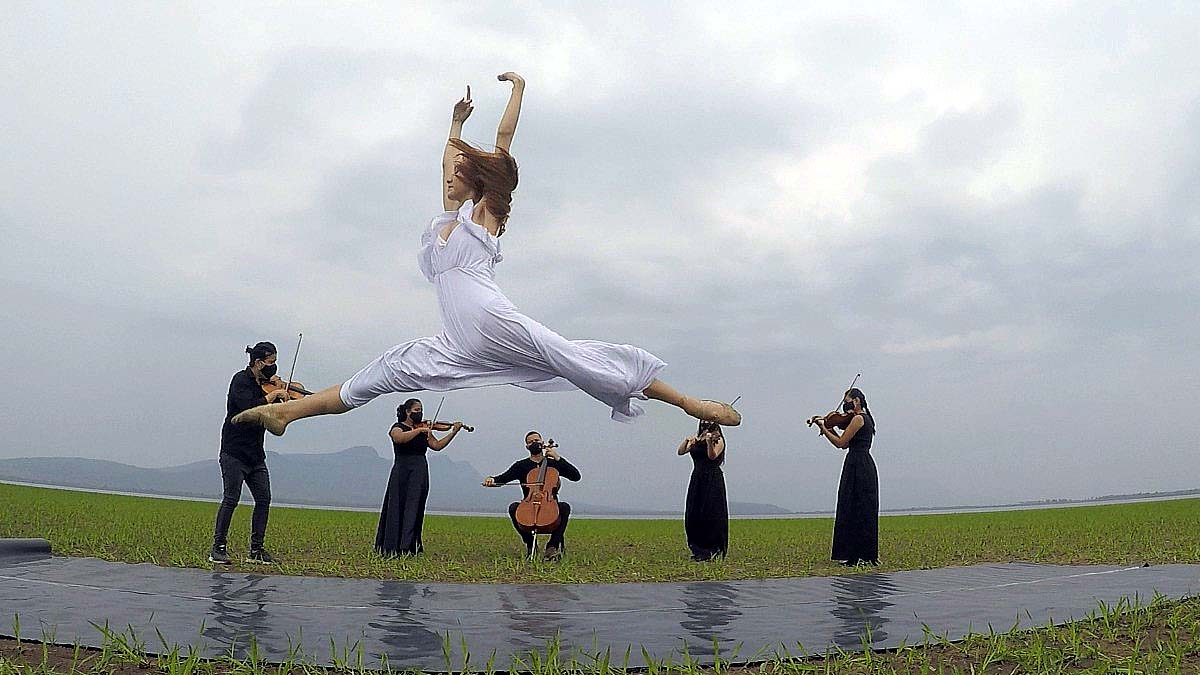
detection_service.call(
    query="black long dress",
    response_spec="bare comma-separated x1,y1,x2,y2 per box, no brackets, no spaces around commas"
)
376,423,430,556
831,414,878,564
684,439,728,561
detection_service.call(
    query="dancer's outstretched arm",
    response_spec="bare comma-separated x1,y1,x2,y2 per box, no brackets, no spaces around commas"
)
443,86,473,211
494,72,524,152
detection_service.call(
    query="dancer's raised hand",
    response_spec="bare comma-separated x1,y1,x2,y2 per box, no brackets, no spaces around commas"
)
497,72,524,87
452,86,473,122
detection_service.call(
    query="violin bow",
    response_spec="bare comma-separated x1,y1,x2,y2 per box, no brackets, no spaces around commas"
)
428,396,446,429
285,332,303,395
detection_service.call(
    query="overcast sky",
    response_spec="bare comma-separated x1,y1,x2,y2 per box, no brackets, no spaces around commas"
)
2,2,1198,513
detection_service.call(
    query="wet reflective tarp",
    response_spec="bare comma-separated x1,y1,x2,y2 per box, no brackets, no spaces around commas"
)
2,541,1197,670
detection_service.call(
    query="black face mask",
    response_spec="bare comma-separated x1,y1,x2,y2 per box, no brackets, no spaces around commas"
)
260,363,278,379
527,442,542,454
409,411,423,424
843,401,857,413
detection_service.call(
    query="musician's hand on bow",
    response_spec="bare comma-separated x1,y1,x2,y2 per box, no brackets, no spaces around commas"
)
482,476,496,487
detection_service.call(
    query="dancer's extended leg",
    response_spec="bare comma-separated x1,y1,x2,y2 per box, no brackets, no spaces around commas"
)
231,385,351,436
643,379,741,426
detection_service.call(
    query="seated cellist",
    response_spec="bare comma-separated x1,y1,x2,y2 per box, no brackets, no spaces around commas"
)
482,431,581,560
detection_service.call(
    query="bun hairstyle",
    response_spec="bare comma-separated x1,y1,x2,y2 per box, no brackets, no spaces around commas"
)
246,341,277,363
448,138,519,236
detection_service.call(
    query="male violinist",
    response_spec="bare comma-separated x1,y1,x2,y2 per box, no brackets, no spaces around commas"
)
482,431,581,560
209,341,300,565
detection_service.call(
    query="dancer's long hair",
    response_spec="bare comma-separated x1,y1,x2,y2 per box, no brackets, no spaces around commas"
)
449,138,519,236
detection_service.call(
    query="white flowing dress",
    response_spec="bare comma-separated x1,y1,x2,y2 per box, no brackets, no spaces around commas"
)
340,200,666,421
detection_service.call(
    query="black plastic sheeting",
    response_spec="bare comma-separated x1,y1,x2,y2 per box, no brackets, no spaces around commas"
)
0,538,51,563
1,543,1197,670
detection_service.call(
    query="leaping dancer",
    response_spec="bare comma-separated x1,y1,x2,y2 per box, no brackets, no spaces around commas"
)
233,72,740,436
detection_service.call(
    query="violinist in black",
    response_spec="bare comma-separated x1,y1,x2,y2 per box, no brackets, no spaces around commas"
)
815,387,879,566
375,398,465,556
210,341,292,566
677,420,728,561
482,431,581,560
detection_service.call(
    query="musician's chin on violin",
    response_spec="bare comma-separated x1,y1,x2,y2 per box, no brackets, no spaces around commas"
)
482,431,581,561
809,383,879,567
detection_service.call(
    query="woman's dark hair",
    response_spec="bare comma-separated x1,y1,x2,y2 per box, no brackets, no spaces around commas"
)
449,138,519,236
845,387,876,435
397,398,421,422
245,342,276,363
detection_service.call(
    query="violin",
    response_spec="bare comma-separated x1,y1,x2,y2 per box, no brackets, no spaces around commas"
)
419,396,474,433
414,420,475,433
512,440,561,534
261,376,312,401
262,332,311,402
806,373,861,431
806,410,854,430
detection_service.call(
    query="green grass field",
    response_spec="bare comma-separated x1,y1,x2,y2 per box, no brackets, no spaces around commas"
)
1,482,1198,583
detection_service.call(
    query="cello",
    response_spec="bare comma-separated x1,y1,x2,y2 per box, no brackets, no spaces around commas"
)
512,439,561,537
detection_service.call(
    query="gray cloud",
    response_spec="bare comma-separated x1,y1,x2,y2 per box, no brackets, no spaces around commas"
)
2,3,1199,513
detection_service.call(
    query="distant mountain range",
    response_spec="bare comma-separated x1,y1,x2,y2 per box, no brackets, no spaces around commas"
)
0,447,792,516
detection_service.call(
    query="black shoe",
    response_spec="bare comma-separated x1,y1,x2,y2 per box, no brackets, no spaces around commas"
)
208,544,232,565
543,545,562,561
246,548,276,564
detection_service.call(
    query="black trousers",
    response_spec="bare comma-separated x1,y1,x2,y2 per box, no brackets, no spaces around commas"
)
213,453,272,549
508,501,571,551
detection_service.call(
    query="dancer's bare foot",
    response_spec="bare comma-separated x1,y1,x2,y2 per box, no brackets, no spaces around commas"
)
683,397,742,426
231,404,289,437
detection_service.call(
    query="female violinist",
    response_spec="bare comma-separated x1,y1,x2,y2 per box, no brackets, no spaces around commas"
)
676,420,728,561
813,387,879,566
376,398,466,556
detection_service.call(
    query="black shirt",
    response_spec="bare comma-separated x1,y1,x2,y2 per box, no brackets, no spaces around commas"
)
220,368,269,464
493,456,581,499
390,423,430,456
